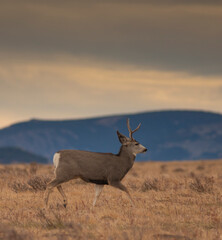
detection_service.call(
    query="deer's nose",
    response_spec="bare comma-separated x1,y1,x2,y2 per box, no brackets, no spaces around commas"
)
143,148,147,152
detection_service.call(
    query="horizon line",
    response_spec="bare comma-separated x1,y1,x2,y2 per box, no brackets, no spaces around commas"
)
1,108,222,130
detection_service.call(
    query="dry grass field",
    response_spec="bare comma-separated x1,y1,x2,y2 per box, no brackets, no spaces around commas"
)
1,160,222,240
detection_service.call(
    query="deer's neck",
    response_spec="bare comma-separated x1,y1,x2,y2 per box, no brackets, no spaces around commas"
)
117,146,136,162
117,146,136,180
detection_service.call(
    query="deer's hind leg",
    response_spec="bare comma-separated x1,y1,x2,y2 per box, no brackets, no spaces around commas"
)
57,185,67,208
44,178,65,207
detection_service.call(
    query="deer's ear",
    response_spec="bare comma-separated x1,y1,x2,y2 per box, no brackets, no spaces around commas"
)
117,131,128,145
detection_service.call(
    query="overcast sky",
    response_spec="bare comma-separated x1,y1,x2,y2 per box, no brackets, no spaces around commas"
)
0,0,222,128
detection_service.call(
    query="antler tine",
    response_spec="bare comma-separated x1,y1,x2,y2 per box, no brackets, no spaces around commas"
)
127,118,132,139
132,123,141,134
127,118,141,139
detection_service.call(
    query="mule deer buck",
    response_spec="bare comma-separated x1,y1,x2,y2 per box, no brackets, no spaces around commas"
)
44,119,147,208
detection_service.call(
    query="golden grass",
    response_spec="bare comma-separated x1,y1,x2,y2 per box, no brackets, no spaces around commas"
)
1,160,222,239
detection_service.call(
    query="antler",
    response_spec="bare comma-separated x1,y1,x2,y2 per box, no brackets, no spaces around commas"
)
127,118,141,139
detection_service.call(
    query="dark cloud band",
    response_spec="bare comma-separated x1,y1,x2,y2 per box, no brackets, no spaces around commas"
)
0,1,222,75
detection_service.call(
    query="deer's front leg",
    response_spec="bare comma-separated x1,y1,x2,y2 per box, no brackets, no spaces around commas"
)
108,181,134,206
92,184,104,207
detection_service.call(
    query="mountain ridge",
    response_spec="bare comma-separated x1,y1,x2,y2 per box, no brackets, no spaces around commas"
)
0,110,222,162
0,146,48,164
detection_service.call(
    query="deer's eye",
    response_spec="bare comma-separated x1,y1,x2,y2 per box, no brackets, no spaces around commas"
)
135,143,139,146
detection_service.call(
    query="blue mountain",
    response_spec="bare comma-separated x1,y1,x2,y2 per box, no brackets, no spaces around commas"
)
0,110,222,162
0,147,48,164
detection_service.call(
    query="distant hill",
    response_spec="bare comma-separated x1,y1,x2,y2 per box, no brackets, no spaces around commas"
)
0,110,222,162
0,147,48,164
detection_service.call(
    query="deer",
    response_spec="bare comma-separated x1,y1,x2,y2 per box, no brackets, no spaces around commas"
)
44,119,147,208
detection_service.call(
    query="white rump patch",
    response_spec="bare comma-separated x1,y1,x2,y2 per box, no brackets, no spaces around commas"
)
53,153,60,169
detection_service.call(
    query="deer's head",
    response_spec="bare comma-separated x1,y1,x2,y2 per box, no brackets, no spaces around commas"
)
117,119,147,156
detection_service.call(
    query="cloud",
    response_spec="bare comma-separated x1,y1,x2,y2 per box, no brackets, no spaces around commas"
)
0,1,222,75
0,1,221,128
0,56,222,128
